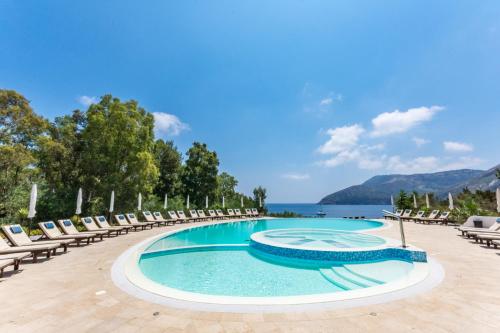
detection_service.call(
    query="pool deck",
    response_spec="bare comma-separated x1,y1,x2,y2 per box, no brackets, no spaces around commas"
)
1,218,500,332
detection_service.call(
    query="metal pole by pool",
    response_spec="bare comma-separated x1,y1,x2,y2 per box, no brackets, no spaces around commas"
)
383,210,406,248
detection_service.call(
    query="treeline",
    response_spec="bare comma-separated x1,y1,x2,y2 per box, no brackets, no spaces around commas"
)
0,90,266,224
394,188,499,223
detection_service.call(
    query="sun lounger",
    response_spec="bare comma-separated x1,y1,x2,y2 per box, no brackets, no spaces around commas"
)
94,216,131,233
39,222,95,246
234,209,245,218
0,251,32,276
81,217,122,237
417,210,440,224
167,211,183,223
401,210,425,221
384,209,403,220
435,211,451,224
401,209,412,218
197,210,208,221
177,210,193,222
1,224,70,253
152,212,175,225
475,232,500,247
57,219,104,241
0,258,15,277
227,209,235,217
216,209,228,219
126,213,155,229
245,208,253,217
491,240,500,249
252,208,260,217
208,209,219,220
188,210,202,222
0,236,59,263
114,214,147,231
142,211,167,227
458,219,500,236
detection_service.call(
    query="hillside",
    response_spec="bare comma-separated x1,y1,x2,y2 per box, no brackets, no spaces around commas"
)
319,165,499,205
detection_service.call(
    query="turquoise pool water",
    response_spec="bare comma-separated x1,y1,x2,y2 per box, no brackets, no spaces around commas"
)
138,218,416,297
145,218,383,251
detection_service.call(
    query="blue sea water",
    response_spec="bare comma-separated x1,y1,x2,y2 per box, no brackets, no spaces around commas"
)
266,203,392,218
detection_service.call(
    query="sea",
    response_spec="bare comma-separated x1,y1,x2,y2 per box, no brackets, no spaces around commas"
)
265,203,393,219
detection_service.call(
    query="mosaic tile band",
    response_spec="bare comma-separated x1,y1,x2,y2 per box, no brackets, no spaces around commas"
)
249,240,427,263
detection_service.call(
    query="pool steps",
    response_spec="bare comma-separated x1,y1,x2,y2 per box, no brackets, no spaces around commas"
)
319,266,382,290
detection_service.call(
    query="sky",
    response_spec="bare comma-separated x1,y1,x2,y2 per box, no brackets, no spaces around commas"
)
1,1,500,203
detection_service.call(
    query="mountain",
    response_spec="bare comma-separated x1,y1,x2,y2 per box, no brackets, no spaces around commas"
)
318,165,500,205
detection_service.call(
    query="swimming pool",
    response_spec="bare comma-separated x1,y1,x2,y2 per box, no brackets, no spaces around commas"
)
116,218,435,309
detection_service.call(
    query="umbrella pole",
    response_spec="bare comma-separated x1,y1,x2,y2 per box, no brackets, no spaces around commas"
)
28,217,33,237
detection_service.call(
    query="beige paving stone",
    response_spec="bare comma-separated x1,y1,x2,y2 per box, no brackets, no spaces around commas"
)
1,219,499,332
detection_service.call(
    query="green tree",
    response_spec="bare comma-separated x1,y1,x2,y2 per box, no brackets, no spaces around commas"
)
253,186,267,209
36,111,85,218
0,90,48,220
79,95,159,213
216,172,238,201
395,190,412,210
181,142,219,207
154,140,182,198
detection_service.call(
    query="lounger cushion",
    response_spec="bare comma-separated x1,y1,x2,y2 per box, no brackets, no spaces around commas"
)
44,222,55,229
10,225,23,234
63,220,72,226
128,214,135,218
84,218,92,224
98,216,106,222
118,215,125,220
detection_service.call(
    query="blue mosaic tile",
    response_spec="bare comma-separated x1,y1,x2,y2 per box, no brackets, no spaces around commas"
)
249,240,427,263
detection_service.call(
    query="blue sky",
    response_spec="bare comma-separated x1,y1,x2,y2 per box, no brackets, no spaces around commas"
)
1,1,499,202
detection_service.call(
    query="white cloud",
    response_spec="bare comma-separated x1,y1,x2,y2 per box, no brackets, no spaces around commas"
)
443,141,474,153
440,156,483,170
281,173,310,180
371,106,444,137
386,156,439,174
319,97,333,106
412,137,430,147
77,95,99,107
152,112,189,137
317,124,365,154
386,155,483,174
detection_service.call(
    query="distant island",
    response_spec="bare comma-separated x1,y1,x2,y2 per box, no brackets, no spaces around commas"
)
318,164,500,205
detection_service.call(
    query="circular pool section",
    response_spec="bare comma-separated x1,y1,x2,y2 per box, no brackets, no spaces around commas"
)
256,228,386,249
118,218,434,307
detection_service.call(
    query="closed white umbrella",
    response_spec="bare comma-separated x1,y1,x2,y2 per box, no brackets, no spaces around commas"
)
425,193,430,209
138,193,142,211
109,191,115,213
27,184,37,219
163,193,168,210
222,196,225,208
448,192,454,210
496,188,500,213
75,188,83,215
205,196,208,209
390,195,394,212
413,194,417,209
241,196,244,208
186,195,190,209
259,196,262,208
